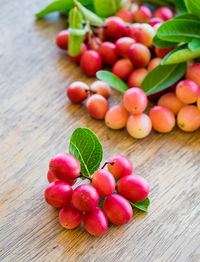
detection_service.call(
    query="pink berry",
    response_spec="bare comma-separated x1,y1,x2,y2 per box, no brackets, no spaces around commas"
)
68,43,87,63
88,37,102,52
83,207,108,236
154,7,173,21
105,104,129,129
128,43,151,67
123,87,148,114
80,50,102,76
44,181,72,208
133,6,152,23
126,113,152,139
99,42,118,65
56,30,69,50
155,46,174,58
72,184,99,212
92,169,116,197
149,17,163,26
112,59,134,81
177,105,200,132
128,68,148,87
103,194,133,225
49,153,80,181
148,57,162,72
86,94,109,120
158,92,184,115
115,8,134,23
47,170,59,183
67,81,89,104
108,155,133,179
59,203,83,229
90,81,111,99
117,175,149,202
197,96,200,110
149,105,175,133
153,22,163,32
115,37,135,58
104,16,127,40
176,80,200,104
186,63,200,86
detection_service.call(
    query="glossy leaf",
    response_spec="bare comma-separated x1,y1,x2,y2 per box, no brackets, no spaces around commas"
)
130,198,150,212
141,63,186,95
188,39,200,51
69,128,103,177
139,0,175,9
96,71,128,93
153,35,178,48
173,0,187,13
173,13,198,20
93,0,120,17
184,0,200,18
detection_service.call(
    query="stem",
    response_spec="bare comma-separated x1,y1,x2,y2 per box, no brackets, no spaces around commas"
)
79,172,92,182
101,161,114,169
86,89,96,95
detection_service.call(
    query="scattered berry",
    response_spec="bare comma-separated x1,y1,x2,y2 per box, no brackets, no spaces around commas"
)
112,59,134,81
86,94,109,120
90,81,111,99
128,43,151,67
99,42,118,65
133,6,152,23
56,30,69,50
128,68,148,87
154,7,173,21
158,92,184,115
105,104,129,129
115,37,135,58
104,16,127,40
108,155,133,179
177,105,200,132
176,80,200,104
67,81,89,104
80,50,102,76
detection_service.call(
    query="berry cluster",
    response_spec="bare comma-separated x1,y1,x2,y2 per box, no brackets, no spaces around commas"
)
45,153,150,236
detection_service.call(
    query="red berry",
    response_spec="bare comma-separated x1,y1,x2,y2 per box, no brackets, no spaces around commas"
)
72,184,99,212
49,153,80,181
155,46,174,58
158,92,184,115
186,63,200,86
177,105,200,132
67,81,88,104
103,194,133,225
83,207,108,236
128,68,148,88
154,7,173,21
108,155,133,179
112,59,134,81
86,94,109,120
56,30,69,50
115,9,134,23
105,104,129,130
80,50,102,76
149,17,163,26
47,170,59,183
90,81,111,99
176,80,200,104
133,6,152,23
128,43,151,67
92,169,116,197
99,42,118,65
88,37,102,52
104,16,127,40
44,181,72,208
68,43,87,63
59,203,83,229
148,57,162,72
115,37,135,58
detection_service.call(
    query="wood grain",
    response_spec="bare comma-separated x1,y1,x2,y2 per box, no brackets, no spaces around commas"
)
0,1,200,261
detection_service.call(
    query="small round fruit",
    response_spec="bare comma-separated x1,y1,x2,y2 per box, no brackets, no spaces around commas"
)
49,153,80,181
115,37,135,58
133,6,152,23
88,37,102,52
158,92,184,115
176,80,200,104
59,204,83,229
115,8,134,23
126,113,152,139
56,30,69,50
149,105,176,133
92,169,116,197
112,59,133,81
67,81,89,104
128,68,148,87
86,94,109,120
117,175,150,202
68,43,87,63
105,104,129,129
90,81,111,99
44,181,72,208
177,105,200,132
104,16,127,40
103,194,133,225
99,42,118,65
83,207,108,236
186,63,200,86
155,46,174,58
149,17,163,26
47,170,59,183
154,7,173,21
148,57,162,72
72,184,99,212
80,50,102,76
128,43,151,67
123,87,148,114
108,155,133,179
197,96,200,110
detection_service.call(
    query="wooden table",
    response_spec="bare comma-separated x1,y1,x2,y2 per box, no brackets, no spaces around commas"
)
1,1,200,261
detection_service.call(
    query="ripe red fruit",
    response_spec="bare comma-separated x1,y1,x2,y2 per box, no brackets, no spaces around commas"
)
176,80,200,104
186,63,200,86
44,181,72,208
117,175,150,202
90,81,111,99
92,169,116,197
128,43,151,67
86,94,109,120
155,46,174,58
115,37,135,58
112,59,133,81
154,7,173,21
103,194,133,225
133,6,152,23
47,170,59,183
128,68,148,87
148,57,162,72
49,153,80,181
197,96,200,110
149,17,163,26
115,9,134,23
104,16,127,40
158,92,184,115
88,37,102,52
123,87,148,114
67,81,89,104
83,207,108,236
105,104,129,130
177,105,200,132
68,43,87,63
80,50,102,76
56,30,69,50
99,42,118,65
108,155,133,179
59,203,83,229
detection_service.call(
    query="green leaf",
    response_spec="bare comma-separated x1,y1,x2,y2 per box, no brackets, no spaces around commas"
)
184,0,200,18
96,71,128,93
173,13,198,20
157,19,200,43
173,0,187,13
138,0,175,9
153,35,178,48
75,0,103,25
141,63,187,95
188,39,200,51
130,198,150,212
93,0,120,17
69,128,103,177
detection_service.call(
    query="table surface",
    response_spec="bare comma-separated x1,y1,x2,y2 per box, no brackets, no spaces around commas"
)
1,1,200,261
